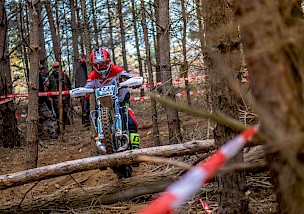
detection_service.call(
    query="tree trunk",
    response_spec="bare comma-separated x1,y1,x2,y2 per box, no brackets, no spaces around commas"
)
117,0,128,71
0,0,19,148
0,140,215,190
236,1,304,213
158,0,182,144
63,7,72,79
25,0,40,169
181,0,191,106
154,0,162,93
0,170,179,214
55,2,64,141
131,0,144,97
141,0,160,146
80,0,91,65
106,0,116,64
37,3,47,70
90,0,99,46
195,0,205,52
76,2,84,54
202,0,248,212
20,3,30,83
80,0,95,149
70,0,80,81
44,2,60,62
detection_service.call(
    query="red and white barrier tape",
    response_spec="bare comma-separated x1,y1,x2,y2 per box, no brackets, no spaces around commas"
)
199,199,212,214
0,75,207,100
129,96,150,101
138,126,258,214
129,90,206,101
0,90,70,99
0,91,71,105
1,89,207,105
16,114,27,119
141,75,207,88
0,97,14,105
176,90,206,96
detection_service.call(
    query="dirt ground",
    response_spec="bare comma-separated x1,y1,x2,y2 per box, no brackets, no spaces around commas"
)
0,95,278,213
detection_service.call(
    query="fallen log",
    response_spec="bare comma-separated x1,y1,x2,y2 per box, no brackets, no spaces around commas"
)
0,148,268,213
0,140,215,190
0,170,179,214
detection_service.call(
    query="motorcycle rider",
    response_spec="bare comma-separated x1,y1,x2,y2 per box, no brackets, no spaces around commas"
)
84,47,141,150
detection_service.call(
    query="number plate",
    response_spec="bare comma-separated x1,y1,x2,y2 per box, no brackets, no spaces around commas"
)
96,85,115,98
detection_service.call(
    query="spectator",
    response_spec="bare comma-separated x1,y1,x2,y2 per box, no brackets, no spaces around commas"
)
38,65,57,139
75,54,88,87
43,77,50,91
75,54,90,127
48,62,72,133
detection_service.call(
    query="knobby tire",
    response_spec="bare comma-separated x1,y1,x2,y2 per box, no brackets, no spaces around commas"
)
101,107,132,179
101,107,114,154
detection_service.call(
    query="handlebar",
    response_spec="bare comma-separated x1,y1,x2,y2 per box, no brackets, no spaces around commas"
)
69,77,144,98
69,87,94,97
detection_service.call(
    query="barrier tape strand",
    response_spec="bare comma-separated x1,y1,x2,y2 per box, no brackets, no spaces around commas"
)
138,126,258,214
199,199,212,214
1,90,207,105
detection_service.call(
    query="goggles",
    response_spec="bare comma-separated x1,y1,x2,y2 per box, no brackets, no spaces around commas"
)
94,62,108,70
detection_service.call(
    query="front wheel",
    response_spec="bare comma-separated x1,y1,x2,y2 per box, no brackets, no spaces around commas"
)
100,107,114,154
101,107,132,179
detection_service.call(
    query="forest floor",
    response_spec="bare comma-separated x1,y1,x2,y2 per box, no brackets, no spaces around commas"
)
0,95,278,213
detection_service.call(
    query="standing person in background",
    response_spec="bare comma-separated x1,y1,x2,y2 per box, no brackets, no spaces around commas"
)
75,54,90,127
38,65,57,139
48,62,72,133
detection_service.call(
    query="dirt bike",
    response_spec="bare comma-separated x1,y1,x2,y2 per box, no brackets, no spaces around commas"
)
70,77,143,179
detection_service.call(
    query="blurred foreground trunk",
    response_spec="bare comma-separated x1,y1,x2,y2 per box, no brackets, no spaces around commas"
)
202,0,248,212
237,1,304,213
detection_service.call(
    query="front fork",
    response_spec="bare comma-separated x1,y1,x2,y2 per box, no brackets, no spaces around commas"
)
90,98,130,152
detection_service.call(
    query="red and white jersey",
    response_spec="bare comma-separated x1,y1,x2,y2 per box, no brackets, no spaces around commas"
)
85,64,131,87
84,64,132,102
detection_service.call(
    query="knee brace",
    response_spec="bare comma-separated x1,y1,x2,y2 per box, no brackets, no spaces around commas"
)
130,133,140,149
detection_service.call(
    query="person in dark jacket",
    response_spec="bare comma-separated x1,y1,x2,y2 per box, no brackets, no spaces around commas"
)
48,62,72,133
75,54,90,127
38,65,57,139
